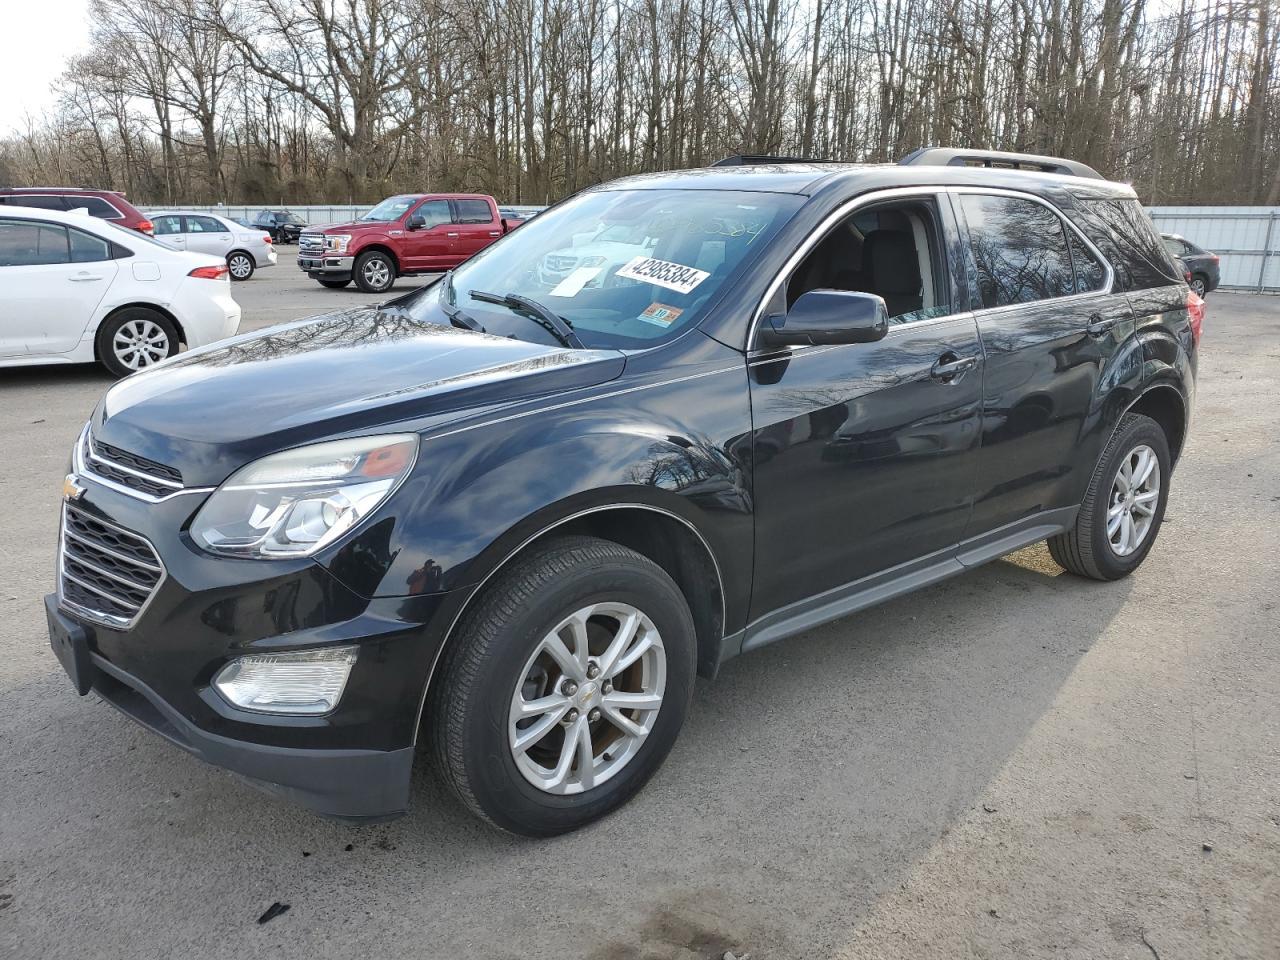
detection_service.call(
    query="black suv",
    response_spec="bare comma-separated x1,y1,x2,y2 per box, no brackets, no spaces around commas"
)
252,209,307,243
46,149,1199,836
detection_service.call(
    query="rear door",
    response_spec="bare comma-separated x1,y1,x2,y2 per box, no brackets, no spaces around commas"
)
449,198,502,262
953,190,1138,543
183,214,232,257
0,218,117,356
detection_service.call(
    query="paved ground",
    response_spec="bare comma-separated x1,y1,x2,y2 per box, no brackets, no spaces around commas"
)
1,282,1277,960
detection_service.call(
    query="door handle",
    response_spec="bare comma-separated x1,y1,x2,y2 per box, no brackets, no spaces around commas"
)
489,231,501,237
68,273,105,282
931,354,978,381
1086,315,1116,337
447,232,460,237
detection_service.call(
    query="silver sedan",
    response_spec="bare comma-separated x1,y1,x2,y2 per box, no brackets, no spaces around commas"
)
149,211,279,281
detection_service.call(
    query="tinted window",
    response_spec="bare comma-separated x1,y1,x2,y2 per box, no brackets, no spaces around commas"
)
186,215,225,233
5,195,67,210
1162,237,1186,257
152,215,184,236
1067,230,1107,292
253,211,273,224
1077,199,1180,290
0,219,69,265
960,195,1075,308
415,199,452,227
454,199,492,224
69,227,112,263
64,196,121,219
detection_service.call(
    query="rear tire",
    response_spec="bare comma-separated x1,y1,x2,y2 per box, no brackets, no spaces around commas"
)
1190,274,1208,297
316,277,352,289
95,307,180,378
353,250,396,293
1048,413,1171,580
226,251,255,281
430,535,696,836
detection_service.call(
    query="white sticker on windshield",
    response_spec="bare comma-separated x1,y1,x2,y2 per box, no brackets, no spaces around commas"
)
615,256,710,295
548,266,604,297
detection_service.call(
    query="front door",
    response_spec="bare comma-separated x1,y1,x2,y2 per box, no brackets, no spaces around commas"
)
398,198,454,271
748,191,984,625
151,214,187,252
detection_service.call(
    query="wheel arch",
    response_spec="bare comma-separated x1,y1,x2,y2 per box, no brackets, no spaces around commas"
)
415,502,728,744
97,301,188,351
1124,383,1188,465
356,244,401,274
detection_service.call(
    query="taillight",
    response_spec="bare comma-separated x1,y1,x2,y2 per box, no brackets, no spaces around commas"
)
1211,254,1220,263
189,265,230,280
262,234,273,245
1187,290,1204,346
137,219,154,235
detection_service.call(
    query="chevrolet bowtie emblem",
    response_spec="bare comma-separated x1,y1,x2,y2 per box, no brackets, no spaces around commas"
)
62,474,87,502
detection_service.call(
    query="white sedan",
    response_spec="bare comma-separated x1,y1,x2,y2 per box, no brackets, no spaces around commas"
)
0,205,241,377
149,211,278,280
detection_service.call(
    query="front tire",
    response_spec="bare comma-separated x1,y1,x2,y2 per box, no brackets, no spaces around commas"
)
1048,413,1171,580
353,250,395,293
430,536,696,836
227,251,255,281
95,307,180,378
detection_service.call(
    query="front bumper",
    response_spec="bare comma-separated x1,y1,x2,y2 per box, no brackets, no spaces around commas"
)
297,254,354,276
46,480,459,819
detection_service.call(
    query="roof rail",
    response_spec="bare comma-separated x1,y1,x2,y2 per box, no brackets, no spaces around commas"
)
899,147,1104,180
711,154,837,167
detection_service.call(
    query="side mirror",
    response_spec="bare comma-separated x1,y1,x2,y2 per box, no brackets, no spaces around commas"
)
759,289,889,347
406,214,426,231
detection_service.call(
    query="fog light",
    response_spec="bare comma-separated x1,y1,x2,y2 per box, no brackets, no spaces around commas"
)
213,646,358,714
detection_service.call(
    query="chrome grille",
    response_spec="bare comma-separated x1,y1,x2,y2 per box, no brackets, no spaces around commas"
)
544,255,577,273
84,431,184,499
59,504,164,628
299,233,325,254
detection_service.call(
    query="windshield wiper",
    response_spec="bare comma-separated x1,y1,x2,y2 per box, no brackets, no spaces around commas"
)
469,290,585,349
439,271,486,333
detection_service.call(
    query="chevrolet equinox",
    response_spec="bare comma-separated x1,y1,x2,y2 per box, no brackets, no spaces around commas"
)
47,148,1200,836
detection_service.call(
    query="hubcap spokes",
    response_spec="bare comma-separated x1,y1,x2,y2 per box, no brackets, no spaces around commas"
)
1108,444,1160,557
364,260,390,287
113,319,169,370
230,256,251,278
509,602,665,795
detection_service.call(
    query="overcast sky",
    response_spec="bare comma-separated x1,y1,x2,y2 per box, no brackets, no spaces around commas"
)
1,0,91,134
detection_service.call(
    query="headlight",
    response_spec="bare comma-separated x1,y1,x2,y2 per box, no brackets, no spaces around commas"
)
579,256,606,267
213,646,358,714
190,434,418,559
325,234,352,253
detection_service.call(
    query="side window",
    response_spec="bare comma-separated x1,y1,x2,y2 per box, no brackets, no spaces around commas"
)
1077,199,1180,290
1066,229,1107,293
69,228,112,263
1161,237,1184,257
0,219,69,265
152,215,184,236
6,195,67,211
415,199,452,227
66,196,121,219
186,215,225,233
959,195,1075,308
786,196,952,324
454,199,492,224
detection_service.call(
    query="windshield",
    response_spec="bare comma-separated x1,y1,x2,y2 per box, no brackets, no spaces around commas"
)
410,188,799,349
360,196,418,222
282,212,306,224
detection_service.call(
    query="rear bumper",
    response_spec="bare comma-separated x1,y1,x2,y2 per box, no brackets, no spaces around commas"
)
298,255,354,276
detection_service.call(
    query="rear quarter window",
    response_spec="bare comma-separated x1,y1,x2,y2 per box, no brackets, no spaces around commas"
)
1072,199,1181,291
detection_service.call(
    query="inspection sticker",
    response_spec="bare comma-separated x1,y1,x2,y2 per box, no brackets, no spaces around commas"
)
638,303,684,328
615,256,710,295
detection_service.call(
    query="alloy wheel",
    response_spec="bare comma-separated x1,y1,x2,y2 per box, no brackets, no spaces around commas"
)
362,257,391,289
1107,443,1161,557
112,318,170,370
508,602,666,795
228,253,253,279
1190,277,1206,297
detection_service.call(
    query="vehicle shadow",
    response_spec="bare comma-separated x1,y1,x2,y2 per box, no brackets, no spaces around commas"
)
1,545,1133,959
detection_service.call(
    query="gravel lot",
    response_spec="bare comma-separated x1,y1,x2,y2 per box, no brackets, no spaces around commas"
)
1,278,1277,960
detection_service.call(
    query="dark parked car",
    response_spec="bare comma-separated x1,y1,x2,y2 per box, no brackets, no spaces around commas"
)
253,209,308,243
47,148,1199,836
1162,233,1220,297
0,186,154,234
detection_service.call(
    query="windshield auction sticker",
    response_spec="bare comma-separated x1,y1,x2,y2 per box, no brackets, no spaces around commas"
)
615,256,710,295
638,303,684,328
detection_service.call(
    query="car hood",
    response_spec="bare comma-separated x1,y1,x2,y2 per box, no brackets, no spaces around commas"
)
307,219,390,234
94,309,626,486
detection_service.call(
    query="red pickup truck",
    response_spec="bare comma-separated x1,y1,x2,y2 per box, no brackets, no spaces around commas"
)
297,193,514,293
